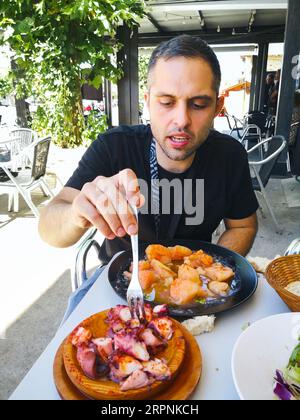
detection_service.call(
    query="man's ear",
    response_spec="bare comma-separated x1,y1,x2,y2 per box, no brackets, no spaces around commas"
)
215,95,225,117
144,91,150,108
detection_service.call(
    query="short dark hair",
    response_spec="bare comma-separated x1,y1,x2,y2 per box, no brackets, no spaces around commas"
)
148,35,221,93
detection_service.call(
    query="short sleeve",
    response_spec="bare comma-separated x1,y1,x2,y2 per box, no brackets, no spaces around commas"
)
225,146,259,220
65,136,112,191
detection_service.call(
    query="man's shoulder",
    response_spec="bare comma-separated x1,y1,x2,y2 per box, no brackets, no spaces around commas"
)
101,124,152,143
207,129,247,156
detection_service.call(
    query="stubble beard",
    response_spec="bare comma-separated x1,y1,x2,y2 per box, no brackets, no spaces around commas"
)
155,128,211,162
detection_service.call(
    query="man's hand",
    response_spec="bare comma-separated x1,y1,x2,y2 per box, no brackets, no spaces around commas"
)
70,169,145,240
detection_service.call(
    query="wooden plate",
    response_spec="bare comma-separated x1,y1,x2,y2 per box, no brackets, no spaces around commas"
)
54,318,202,400
62,310,186,400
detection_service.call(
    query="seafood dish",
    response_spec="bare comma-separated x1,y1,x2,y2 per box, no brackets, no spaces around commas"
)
123,244,235,306
63,303,185,399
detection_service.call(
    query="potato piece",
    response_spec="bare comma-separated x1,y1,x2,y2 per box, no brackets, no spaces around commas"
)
145,245,172,264
184,250,214,268
178,264,201,284
205,263,234,282
150,259,177,279
168,245,192,260
170,278,208,305
138,270,157,290
208,281,230,297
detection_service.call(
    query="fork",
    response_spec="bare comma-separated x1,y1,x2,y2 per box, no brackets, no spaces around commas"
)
126,204,145,322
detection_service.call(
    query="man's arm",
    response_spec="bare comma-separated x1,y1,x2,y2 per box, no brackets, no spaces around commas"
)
216,213,258,256
38,169,144,248
39,187,90,248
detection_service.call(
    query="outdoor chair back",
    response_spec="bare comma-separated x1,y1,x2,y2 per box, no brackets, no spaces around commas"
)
0,136,54,217
224,112,244,139
248,135,286,231
9,128,35,149
32,136,51,180
9,128,36,170
290,121,300,176
285,238,300,255
251,135,286,189
246,111,268,135
72,227,102,292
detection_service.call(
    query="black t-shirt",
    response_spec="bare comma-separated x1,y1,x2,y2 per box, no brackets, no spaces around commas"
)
66,124,258,263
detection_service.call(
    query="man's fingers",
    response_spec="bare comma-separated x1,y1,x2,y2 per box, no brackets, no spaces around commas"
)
101,187,138,236
116,169,143,207
73,187,116,239
94,192,128,237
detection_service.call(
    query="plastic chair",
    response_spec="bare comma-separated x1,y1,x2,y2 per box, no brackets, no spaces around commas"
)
0,136,54,216
247,135,286,232
9,128,35,148
9,128,36,169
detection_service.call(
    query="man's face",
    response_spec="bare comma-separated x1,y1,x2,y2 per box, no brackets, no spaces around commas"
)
145,57,223,163
266,75,274,85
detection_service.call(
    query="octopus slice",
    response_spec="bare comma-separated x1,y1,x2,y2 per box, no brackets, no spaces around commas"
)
71,326,92,347
142,358,171,381
120,369,153,391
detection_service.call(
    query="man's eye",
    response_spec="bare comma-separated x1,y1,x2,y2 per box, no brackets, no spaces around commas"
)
192,103,206,110
160,101,173,106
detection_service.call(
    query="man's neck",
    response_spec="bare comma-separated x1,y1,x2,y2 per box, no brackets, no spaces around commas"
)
156,142,195,174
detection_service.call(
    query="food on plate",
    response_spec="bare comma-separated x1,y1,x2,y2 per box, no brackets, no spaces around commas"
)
204,263,234,283
208,281,230,297
273,337,300,400
69,304,177,392
285,281,300,297
124,244,235,305
184,249,214,268
181,315,216,336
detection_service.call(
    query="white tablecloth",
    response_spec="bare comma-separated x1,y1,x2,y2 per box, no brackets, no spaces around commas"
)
10,255,289,400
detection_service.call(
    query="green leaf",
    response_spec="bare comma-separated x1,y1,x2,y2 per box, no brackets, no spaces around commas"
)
0,0,146,146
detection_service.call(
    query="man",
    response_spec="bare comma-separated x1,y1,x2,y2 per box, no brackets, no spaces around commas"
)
263,73,275,114
39,36,258,312
269,69,281,115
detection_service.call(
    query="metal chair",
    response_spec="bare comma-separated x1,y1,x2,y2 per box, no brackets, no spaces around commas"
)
240,111,269,159
224,112,244,140
71,227,103,292
284,238,300,255
0,136,54,216
240,124,263,158
247,135,287,232
245,111,268,135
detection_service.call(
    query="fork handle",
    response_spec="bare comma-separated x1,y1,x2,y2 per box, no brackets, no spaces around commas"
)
130,205,139,282
130,233,139,279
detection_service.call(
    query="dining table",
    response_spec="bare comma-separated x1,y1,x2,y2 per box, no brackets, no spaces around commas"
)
9,252,289,400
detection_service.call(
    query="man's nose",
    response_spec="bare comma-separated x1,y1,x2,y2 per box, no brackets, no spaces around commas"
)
172,103,191,129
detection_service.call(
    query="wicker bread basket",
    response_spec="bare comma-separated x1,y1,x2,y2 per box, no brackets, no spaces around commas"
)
265,255,300,312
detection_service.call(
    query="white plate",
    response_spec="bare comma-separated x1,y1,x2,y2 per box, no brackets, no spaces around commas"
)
232,312,300,400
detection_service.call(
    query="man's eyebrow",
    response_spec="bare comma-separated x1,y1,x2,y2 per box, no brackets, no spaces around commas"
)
155,93,214,102
189,95,214,102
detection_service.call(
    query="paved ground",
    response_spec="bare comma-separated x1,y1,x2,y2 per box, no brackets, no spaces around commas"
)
0,143,299,400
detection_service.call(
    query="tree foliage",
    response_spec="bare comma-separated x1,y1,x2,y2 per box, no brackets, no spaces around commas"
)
0,0,146,147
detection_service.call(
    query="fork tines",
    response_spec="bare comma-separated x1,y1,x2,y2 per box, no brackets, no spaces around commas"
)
129,296,146,322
